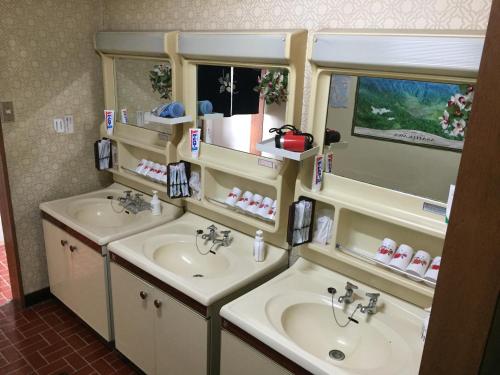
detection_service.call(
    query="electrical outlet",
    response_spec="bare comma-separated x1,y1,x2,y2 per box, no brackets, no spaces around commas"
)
64,115,74,133
0,102,15,122
53,118,64,133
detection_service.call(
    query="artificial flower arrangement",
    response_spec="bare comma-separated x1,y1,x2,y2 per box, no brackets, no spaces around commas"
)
149,63,172,100
254,69,288,105
439,85,474,139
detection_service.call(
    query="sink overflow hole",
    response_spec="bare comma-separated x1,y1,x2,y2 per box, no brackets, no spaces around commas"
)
193,274,204,278
329,349,345,361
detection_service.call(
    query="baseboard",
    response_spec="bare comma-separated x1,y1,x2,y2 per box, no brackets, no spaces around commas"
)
24,287,52,307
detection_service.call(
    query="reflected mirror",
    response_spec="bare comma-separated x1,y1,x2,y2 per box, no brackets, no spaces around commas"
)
115,57,172,127
324,74,474,202
196,65,288,156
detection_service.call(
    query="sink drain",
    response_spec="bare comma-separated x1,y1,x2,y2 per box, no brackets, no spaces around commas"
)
329,349,345,361
193,274,204,278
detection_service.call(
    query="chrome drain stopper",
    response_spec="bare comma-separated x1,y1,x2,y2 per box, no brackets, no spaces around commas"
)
329,349,345,361
193,274,204,278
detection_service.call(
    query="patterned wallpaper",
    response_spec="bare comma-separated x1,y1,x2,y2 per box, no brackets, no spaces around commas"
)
0,0,492,294
103,0,492,128
0,0,110,293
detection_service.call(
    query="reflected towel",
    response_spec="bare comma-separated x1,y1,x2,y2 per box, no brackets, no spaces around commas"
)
198,100,213,115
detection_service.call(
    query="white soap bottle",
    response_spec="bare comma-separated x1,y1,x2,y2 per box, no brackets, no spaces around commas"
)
151,190,161,216
253,230,265,262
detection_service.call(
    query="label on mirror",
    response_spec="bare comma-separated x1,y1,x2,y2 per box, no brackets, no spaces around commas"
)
422,202,446,217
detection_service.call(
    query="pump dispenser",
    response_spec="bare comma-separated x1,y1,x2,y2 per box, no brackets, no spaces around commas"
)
253,230,265,262
151,190,161,216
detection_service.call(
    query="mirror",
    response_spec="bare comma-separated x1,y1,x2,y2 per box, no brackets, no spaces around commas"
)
196,65,288,156
324,74,474,203
115,57,172,127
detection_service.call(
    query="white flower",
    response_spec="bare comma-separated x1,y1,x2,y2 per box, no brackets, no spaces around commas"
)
451,119,466,136
439,110,450,129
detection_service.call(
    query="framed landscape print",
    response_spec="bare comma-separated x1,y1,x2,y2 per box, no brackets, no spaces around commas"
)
351,76,474,151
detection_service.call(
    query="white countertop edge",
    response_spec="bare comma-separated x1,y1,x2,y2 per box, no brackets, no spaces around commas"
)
109,243,289,307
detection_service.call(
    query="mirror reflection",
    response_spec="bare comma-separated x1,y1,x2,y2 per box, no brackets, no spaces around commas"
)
197,65,288,156
325,74,474,202
115,58,172,127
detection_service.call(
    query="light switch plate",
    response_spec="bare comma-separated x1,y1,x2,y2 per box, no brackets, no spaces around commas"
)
53,118,64,133
64,115,74,133
0,102,15,122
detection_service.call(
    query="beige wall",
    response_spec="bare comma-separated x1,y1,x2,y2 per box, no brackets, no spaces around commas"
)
0,0,111,293
103,0,492,128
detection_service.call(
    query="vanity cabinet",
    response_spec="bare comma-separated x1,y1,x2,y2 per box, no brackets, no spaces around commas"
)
220,330,292,375
110,262,209,375
42,218,110,340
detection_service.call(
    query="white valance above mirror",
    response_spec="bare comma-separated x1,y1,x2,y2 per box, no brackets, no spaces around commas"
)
178,30,305,64
95,31,174,57
310,31,484,77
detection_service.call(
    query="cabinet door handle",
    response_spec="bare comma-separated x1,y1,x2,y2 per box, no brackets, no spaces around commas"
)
60,240,68,246
69,245,77,252
154,299,162,309
139,291,148,300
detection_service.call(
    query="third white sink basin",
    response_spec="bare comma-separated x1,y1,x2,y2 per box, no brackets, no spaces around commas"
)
221,258,426,375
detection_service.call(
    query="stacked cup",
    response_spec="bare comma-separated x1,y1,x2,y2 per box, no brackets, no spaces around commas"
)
389,244,414,270
424,257,441,286
374,238,398,265
406,250,431,281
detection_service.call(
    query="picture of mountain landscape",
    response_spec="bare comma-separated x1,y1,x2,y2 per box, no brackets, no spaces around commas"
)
352,77,473,150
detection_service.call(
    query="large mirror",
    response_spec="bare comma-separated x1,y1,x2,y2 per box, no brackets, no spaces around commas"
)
196,65,288,156
324,74,474,203
115,57,173,127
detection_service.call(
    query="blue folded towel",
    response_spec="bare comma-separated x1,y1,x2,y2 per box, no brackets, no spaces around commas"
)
158,102,185,118
197,100,213,115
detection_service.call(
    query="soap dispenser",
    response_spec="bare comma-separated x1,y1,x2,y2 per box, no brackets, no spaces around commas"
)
151,190,161,216
253,230,265,262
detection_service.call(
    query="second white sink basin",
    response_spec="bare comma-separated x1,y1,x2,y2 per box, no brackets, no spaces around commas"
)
108,213,288,306
145,234,231,277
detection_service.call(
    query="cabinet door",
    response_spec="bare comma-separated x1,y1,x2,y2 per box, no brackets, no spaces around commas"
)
42,220,74,310
111,263,155,375
68,235,109,340
220,330,292,375
154,289,209,375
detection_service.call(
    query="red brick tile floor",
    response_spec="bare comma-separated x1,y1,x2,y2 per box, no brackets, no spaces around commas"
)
0,298,140,374
0,244,13,306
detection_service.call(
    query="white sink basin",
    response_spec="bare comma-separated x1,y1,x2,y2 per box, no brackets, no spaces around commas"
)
221,258,425,375
40,183,183,245
66,198,137,228
145,234,231,277
108,213,288,306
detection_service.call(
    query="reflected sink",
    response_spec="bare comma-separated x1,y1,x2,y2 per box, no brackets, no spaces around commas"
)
148,235,230,277
66,198,136,228
280,302,397,371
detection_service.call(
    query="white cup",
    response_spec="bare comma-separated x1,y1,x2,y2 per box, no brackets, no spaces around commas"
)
374,238,398,265
140,160,154,175
424,256,441,286
389,244,414,270
235,191,253,210
406,250,431,281
257,197,274,217
266,200,277,221
225,187,242,206
135,159,148,174
246,194,263,214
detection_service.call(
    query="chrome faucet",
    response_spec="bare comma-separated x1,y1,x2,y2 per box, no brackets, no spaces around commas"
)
338,282,358,304
118,191,150,214
200,225,232,247
358,292,380,314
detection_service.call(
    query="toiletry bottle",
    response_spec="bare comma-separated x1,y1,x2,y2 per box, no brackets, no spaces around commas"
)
151,190,161,216
253,230,265,262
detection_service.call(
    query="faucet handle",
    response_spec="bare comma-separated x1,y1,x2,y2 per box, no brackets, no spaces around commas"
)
366,292,380,301
134,193,143,199
123,190,132,197
207,224,217,232
221,230,231,237
346,281,358,291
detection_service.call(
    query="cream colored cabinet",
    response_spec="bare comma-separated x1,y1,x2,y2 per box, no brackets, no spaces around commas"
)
110,263,209,375
220,330,292,375
42,219,110,340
